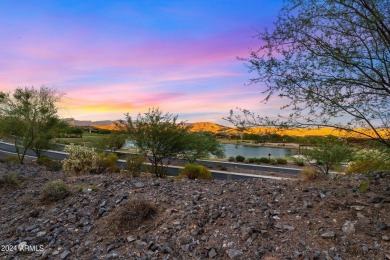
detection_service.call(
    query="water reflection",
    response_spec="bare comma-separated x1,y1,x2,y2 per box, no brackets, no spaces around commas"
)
221,143,295,158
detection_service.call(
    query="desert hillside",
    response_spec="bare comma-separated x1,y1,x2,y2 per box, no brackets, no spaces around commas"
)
1,158,389,259
188,122,235,134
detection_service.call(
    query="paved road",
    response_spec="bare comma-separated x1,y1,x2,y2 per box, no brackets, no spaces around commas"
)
117,151,301,175
0,141,296,180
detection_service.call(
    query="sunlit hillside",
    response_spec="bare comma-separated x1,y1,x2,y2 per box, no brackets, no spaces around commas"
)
247,127,345,137
247,127,389,139
91,122,125,131
190,122,389,139
70,119,388,139
189,122,233,134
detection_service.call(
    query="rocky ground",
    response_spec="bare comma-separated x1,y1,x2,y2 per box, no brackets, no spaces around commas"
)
0,159,389,260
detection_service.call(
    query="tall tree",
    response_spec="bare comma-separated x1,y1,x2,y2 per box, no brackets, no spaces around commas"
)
123,108,188,177
0,86,63,163
30,117,62,158
228,0,390,148
180,132,225,163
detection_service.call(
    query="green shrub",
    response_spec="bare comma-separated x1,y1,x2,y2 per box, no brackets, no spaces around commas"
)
228,156,235,162
179,163,212,180
296,161,305,166
0,172,22,189
36,156,62,171
247,158,256,163
353,149,388,161
62,145,99,175
125,155,146,177
345,159,390,174
269,159,278,165
293,157,305,166
254,158,262,164
235,155,245,162
4,156,20,166
37,156,51,165
276,158,287,165
359,181,369,193
259,157,270,164
96,153,119,173
42,180,70,202
302,137,354,174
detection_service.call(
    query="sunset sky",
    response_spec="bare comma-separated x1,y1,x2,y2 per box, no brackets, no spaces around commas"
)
0,0,285,124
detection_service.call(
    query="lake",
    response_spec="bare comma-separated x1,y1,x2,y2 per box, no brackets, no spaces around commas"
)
221,143,296,159
124,140,296,159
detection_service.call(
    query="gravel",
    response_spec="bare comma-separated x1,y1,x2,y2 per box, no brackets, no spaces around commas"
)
0,160,389,259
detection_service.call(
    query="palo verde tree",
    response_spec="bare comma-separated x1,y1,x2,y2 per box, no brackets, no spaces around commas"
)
107,131,127,152
302,136,355,174
123,108,188,178
180,132,225,163
30,117,64,158
227,0,390,148
0,86,63,163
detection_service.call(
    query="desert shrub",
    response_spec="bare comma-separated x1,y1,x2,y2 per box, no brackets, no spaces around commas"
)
179,163,212,180
62,145,99,175
359,181,369,193
296,161,305,166
299,167,318,181
95,153,119,173
253,158,261,164
269,159,278,165
125,155,146,177
113,199,157,230
293,157,305,166
235,155,245,162
4,156,20,167
42,180,70,202
276,158,287,165
0,172,22,189
353,149,388,161
259,157,270,164
346,160,390,174
37,156,51,166
247,158,256,163
302,137,354,174
228,156,235,162
36,156,62,171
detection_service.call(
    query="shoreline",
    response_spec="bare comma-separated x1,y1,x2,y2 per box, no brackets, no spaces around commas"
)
218,139,300,149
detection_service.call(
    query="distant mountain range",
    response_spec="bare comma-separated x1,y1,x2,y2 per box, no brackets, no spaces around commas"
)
64,118,382,138
64,118,236,134
64,118,114,127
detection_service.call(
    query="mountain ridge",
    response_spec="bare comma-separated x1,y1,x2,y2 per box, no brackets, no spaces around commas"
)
64,118,387,138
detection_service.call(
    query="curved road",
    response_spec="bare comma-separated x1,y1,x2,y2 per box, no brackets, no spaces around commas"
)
0,141,298,180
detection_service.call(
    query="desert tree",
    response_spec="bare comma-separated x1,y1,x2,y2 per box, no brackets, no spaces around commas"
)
180,132,225,163
302,136,355,174
0,86,63,163
227,0,390,148
122,108,188,178
30,117,63,158
107,131,127,152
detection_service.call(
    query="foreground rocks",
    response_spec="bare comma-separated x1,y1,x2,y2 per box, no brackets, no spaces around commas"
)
0,161,389,259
